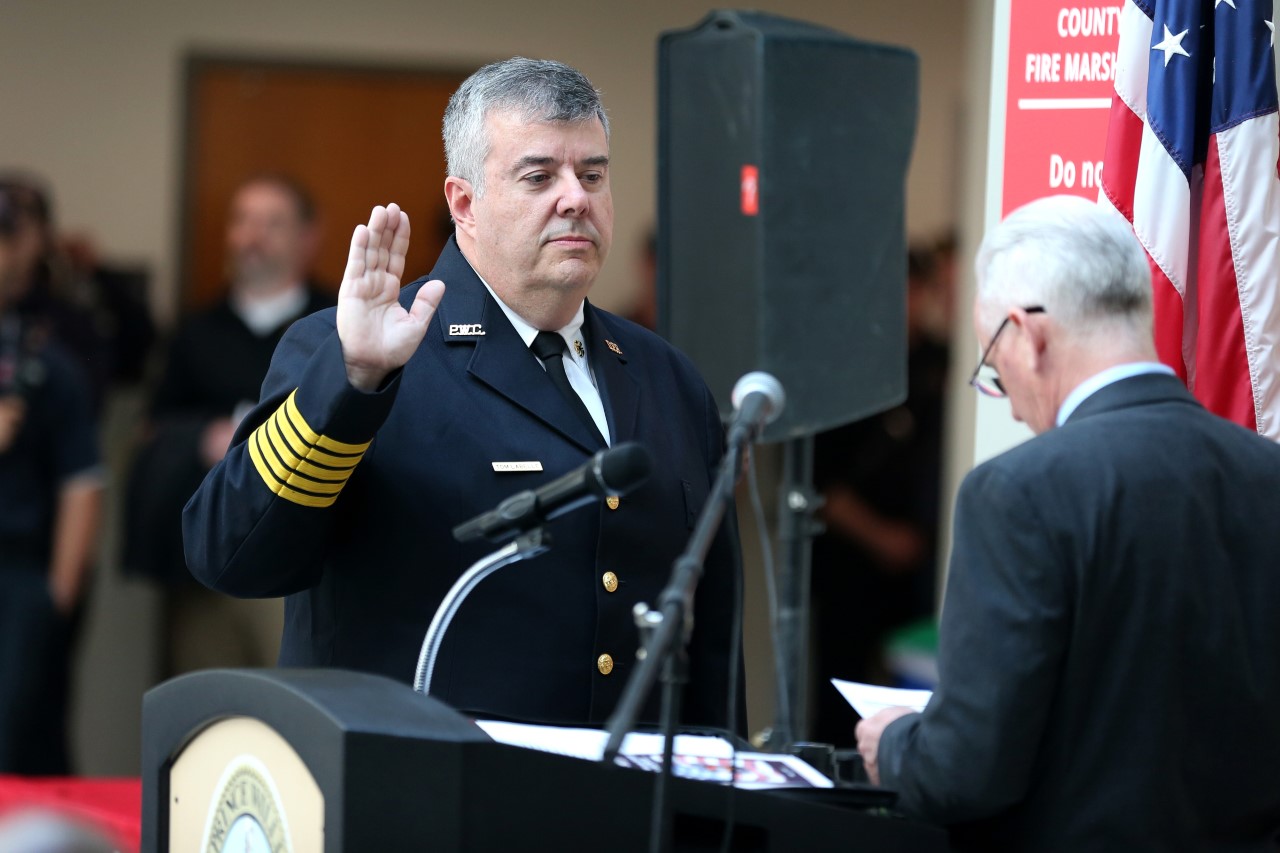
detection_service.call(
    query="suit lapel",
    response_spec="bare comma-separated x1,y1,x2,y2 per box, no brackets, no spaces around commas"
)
430,239,605,454
585,305,639,445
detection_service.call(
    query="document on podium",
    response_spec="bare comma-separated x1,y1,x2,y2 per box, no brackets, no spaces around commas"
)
831,679,932,720
475,720,832,789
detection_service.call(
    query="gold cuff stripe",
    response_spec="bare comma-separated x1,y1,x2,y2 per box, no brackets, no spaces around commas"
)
254,428,346,495
247,390,370,508
284,392,370,454
267,415,357,480
274,409,364,469
248,430,339,508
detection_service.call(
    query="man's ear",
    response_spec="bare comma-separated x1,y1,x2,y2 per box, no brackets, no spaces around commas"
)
445,177,476,238
1013,308,1051,367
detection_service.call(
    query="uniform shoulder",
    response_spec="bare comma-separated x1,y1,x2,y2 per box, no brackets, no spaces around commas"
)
398,276,433,309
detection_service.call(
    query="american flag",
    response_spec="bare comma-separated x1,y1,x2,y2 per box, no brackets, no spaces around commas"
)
1100,0,1280,436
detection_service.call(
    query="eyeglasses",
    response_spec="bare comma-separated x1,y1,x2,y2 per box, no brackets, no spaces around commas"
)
968,306,1046,398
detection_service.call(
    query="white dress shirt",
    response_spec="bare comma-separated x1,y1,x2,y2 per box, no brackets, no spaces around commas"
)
478,278,612,445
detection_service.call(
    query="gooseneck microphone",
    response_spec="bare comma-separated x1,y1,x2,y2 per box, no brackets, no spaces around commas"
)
451,442,653,544
726,371,786,446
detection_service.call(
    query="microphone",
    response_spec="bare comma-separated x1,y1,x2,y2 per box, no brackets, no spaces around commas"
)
727,371,786,445
452,442,653,543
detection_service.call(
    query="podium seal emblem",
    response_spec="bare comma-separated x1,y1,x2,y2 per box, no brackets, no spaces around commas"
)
201,756,292,853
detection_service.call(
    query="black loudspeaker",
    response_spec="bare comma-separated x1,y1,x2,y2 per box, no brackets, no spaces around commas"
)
658,11,920,442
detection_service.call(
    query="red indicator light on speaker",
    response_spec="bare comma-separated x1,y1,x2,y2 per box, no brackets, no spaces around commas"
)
740,165,759,216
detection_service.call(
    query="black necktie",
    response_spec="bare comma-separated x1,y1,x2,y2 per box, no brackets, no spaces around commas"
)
530,331,606,447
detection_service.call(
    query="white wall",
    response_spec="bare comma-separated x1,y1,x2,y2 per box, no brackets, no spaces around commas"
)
0,0,967,321
0,0,971,773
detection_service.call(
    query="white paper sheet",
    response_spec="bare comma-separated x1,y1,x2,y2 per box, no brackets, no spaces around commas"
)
474,720,833,789
474,720,733,762
831,678,932,719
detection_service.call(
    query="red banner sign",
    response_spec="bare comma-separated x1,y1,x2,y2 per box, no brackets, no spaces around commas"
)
1002,1,1127,215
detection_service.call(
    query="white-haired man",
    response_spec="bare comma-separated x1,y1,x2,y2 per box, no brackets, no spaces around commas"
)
856,195,1280,850
183,58,742,731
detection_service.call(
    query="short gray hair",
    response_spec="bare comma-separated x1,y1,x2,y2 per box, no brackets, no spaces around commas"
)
443,57,610,196
975,195,1153,338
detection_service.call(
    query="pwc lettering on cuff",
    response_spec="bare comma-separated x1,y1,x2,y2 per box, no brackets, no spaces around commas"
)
448,323,486,337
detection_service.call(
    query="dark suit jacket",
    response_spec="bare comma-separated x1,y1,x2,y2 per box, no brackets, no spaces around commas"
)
183,238,741,730
878,373,1280,851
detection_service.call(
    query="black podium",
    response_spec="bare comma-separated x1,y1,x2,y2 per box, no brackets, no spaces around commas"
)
141,669,947,851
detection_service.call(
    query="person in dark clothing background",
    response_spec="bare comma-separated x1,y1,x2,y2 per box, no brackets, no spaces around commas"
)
0,182,103,774
0,173,154,412
808,244,951,746
125,174,331,675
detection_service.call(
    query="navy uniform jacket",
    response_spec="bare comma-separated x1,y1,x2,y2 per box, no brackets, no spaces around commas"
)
183,238,741,730
877,374,1280,851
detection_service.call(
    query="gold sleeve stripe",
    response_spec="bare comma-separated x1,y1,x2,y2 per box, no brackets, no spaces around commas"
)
246,390,370,508
248,429,339,508
267,415,357,480
254,428,346,495
274,408,364,469
284,392,370,455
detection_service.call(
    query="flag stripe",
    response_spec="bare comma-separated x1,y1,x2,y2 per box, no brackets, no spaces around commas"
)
1100,0,1280,438
1193,135,1255,428
1101,91,1146,222
1216,113,1280,435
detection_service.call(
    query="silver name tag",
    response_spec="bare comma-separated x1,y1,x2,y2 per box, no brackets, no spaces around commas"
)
492,461,543,472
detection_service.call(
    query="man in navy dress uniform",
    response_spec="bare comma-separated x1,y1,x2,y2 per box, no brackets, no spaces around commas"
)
183,58,741,730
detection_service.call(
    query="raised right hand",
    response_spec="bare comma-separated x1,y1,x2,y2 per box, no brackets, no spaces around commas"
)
336,204,446,392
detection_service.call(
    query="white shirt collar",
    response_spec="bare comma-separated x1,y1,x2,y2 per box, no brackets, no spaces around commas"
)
476,275,589,366
1056,362,1177,426
230,282,310,337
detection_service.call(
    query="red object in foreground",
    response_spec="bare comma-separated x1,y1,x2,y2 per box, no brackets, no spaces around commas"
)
0,775,142,853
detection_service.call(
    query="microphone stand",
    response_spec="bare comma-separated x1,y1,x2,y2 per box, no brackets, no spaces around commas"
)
600,428,751,853
413,527,552,695
771,434,822,749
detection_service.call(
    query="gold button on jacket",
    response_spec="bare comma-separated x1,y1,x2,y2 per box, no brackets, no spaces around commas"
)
597,653,614,675
606,495,621,511
602,571,619,593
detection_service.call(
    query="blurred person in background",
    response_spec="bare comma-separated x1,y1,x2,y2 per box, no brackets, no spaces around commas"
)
808,242,952,746
624,228,658,332
0,173,154,411
124,174,331,676
0,184,103,775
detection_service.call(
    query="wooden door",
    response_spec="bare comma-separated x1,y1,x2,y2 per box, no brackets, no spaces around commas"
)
180,56,471,311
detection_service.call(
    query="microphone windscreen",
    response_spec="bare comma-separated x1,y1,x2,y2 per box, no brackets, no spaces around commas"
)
599,442,653,494
730,371,786,415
